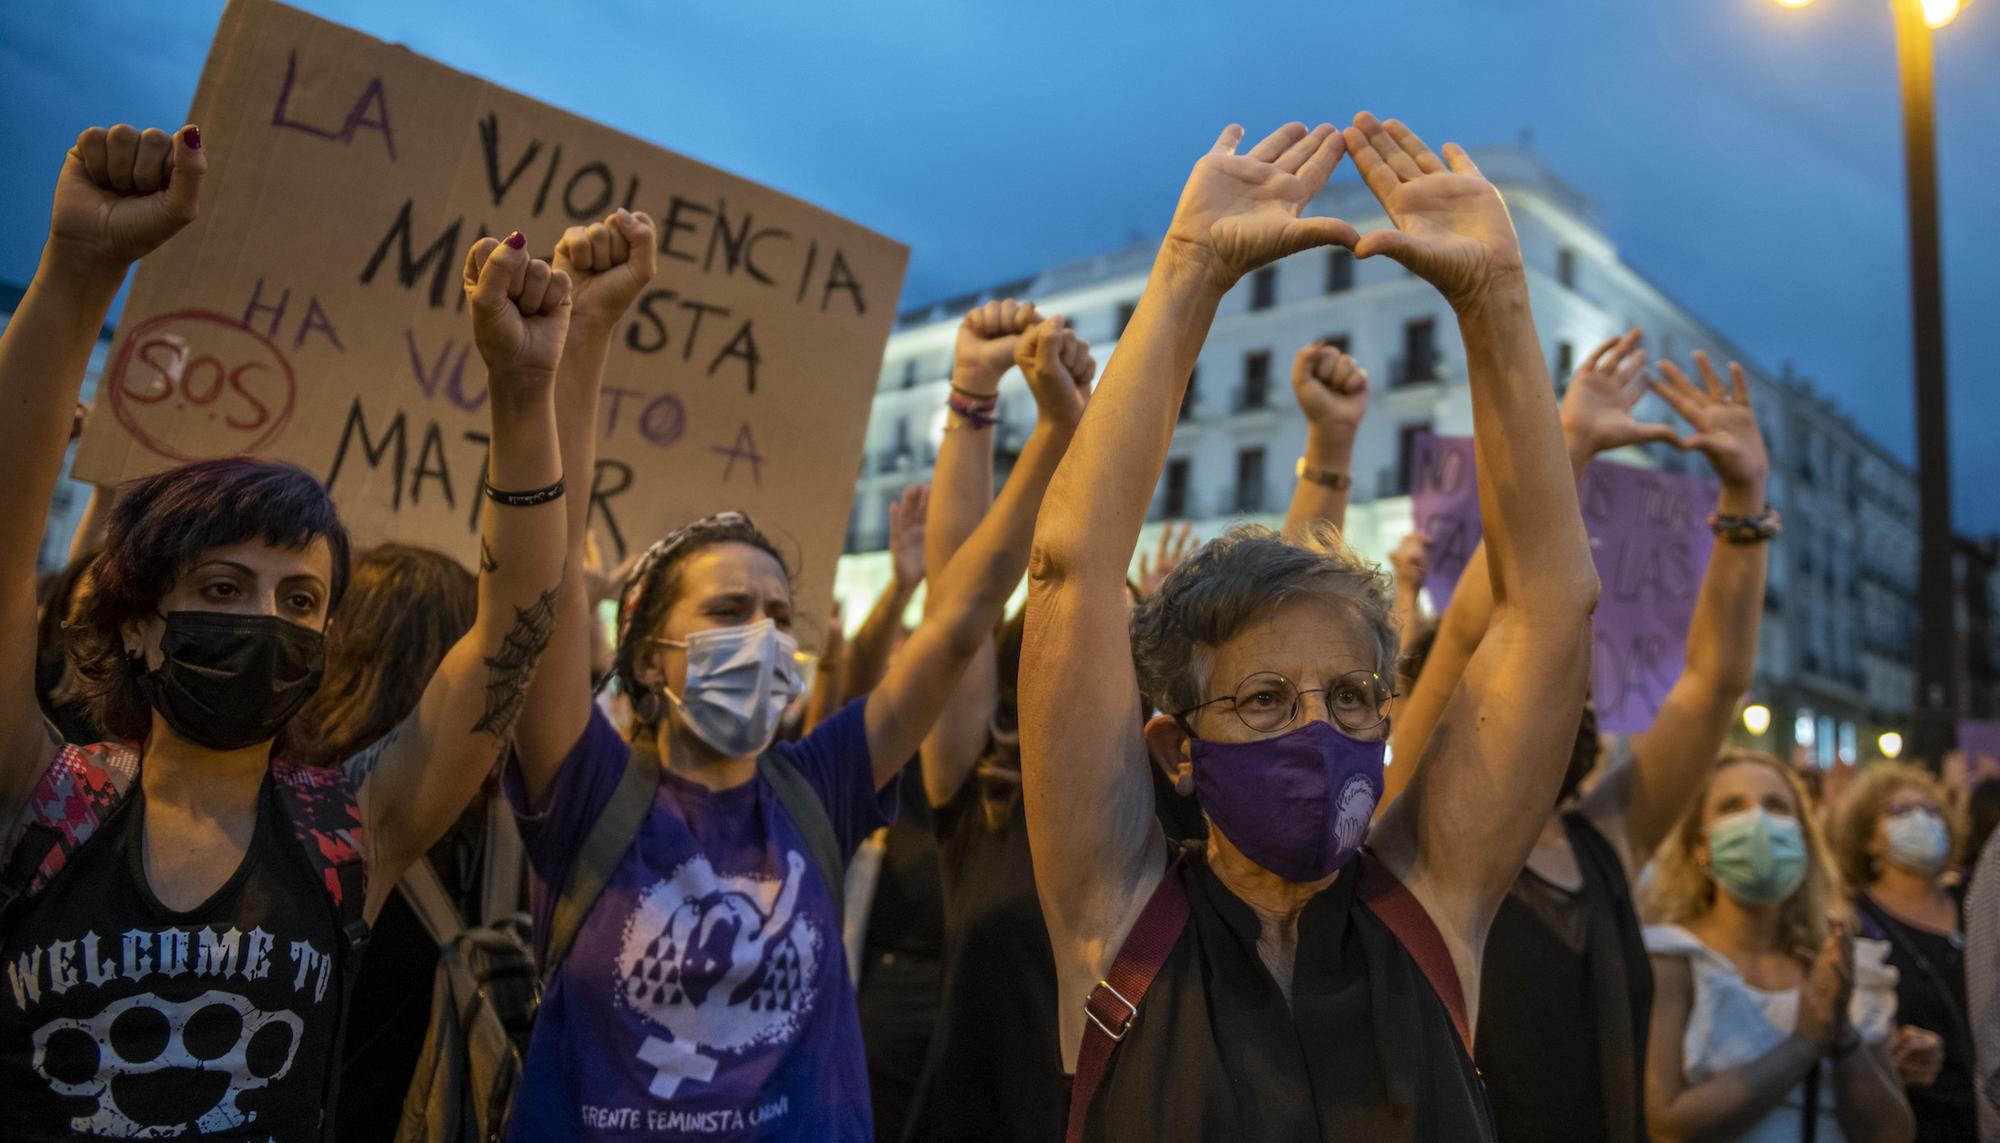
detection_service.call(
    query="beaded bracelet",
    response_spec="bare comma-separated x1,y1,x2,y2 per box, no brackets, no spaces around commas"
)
947,395,999,430
1708,505,1781,544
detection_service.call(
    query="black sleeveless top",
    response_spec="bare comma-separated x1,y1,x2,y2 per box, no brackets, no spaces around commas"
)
1475,812,1652,1143
0,773,346,1140
903,778,1063,1143
1083,850,1494,1142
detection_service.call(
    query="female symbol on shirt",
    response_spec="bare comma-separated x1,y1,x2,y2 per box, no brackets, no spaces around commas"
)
617,851,822,1097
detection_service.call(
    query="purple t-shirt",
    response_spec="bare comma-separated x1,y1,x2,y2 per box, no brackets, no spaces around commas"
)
503,698,892,1141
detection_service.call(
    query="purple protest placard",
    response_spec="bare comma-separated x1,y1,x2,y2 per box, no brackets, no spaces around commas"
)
1579,461,1719,733
1408,432,1481,613
1960,720,2000,767
1405,435,1718,734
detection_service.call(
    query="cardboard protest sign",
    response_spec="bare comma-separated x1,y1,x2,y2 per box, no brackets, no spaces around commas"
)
1403,435,1718,734
73,0,908,648
1407,432,1480,613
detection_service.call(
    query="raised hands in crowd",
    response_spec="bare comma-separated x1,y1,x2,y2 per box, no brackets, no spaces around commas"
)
2,100,1941,1143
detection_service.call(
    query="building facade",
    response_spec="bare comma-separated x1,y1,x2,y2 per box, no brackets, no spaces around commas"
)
836,148,1944,766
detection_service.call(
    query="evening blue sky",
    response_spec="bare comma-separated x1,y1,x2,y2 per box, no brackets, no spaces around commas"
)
3,0,1996,528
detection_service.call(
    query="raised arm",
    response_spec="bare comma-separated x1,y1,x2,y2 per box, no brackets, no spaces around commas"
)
1020,121,1358,1066
843,484,925,703
1379,331,1658,811
1281,339,1368,538
866,316,1092,789
1387,532,1429,659
349,233,575,901
920,306,1082,808
912,302,1033,803
1349,116,1598,984
0,123,205,826
1585,353,1772,862
502,210,656,803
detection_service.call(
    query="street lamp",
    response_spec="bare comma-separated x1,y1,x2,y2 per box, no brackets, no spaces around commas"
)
1772,0,1964,766
1881,731,1906,759
1744,703,1773,737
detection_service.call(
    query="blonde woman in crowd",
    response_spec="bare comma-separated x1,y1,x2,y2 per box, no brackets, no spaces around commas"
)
1643,750,1911,1141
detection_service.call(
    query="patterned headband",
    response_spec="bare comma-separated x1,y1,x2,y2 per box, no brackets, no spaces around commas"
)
610,510,762,671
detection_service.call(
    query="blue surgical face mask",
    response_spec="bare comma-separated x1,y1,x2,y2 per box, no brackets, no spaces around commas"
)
655,618,802,758
1706,808,1808,905
1884,808,1950,875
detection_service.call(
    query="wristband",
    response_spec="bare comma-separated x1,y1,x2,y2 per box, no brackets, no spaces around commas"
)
1708,504,1781,544
951,382,1000,402
484,478,566,508
947,395,999,430
1295,457,1351,490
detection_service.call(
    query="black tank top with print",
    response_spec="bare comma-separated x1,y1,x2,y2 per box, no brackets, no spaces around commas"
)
0,772,346,1141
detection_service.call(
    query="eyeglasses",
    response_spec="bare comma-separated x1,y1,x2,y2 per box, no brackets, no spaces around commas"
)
1179,669,1394,736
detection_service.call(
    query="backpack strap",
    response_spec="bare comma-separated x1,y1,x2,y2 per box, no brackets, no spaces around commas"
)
544,743,660,982
270,760,370,946
758,750,844,916
1356,851,1471,1052
0,740,140,915
400,857,467,947
1065,850,1190,1143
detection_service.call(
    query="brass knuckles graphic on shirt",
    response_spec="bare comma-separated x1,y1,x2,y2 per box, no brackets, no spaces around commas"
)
31,989,304,1136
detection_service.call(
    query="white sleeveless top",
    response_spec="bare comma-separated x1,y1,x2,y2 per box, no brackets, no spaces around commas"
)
1643,924,1899,1143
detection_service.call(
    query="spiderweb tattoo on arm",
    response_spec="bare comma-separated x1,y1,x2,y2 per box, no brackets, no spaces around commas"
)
472,587,560,742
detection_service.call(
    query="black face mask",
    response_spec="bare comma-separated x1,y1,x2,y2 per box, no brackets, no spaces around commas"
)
135,612,326,751
1558,704,1601,806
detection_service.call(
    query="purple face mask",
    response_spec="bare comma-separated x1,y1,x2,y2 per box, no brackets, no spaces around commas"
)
1189,719,1385,882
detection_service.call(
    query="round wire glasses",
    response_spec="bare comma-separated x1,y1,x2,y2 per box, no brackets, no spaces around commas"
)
1179,669,1394,736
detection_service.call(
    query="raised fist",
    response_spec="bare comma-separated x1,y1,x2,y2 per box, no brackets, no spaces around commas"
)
1390,533,1430,593
464,231,573,396
1291,340,1369,437
554,208,659,328
49,124,207,273
1015,316,1097,428
954,298,1041,396
1343,113,1523,309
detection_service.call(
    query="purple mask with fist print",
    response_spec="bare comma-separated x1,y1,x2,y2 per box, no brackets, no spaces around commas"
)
1190,719,1385,882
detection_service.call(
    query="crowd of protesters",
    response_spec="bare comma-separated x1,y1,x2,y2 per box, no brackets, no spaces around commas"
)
0,108,1995,1143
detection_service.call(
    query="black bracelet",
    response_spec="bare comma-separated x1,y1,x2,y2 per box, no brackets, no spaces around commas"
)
484,478,566,508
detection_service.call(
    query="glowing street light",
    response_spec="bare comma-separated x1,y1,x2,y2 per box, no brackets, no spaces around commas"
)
1773,0,1968,763
1777,0,1971,24
1743,704,1773,737
1880,731,1906,759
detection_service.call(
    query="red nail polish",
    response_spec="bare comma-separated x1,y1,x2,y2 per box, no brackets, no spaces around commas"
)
183,126,201,150
504,231,526,250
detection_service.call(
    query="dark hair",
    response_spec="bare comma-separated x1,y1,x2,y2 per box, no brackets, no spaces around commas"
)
298,544,476,764
612,513,793,729
70,458,351,744
1130,522,1396,719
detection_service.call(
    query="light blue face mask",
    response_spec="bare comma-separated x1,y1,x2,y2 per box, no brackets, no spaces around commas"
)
1885,808,1951,875
1707,808,1808,905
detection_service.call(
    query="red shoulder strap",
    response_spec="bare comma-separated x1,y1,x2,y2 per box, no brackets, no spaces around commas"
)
1356,851,1471,1052
1066,851,1190,1143
1,741,140,902
270,761,368,924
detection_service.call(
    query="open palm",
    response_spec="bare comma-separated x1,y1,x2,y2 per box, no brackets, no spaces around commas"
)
1652,353,1769,490
1344,114,1522,306
1167,123,1358,288
1560,330,1679,457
